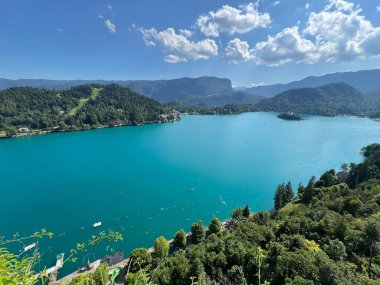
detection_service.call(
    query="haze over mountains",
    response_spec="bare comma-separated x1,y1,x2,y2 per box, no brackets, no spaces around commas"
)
1,69,380,116
0,77,263,106
244,69,380,98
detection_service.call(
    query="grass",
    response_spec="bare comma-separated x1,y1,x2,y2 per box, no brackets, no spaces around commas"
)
67,87,102,116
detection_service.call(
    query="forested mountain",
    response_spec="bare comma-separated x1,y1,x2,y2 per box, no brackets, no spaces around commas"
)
0,77,262,105
0,84,176,137
245,69,380,98
254,83,378,116
65,144,380,285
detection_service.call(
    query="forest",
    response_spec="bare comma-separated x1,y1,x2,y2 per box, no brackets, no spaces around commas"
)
0,84,177,137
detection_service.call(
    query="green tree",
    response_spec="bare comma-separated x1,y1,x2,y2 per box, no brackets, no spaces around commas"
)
208,217,222,235
363,221,380,278
173,229,187,248
93,263,109,285
323,239,347,261
130,248,152,272
227,265,247,285
154,236,169,258
285,181,294,202
232,207,243,221
191,221,205,244
243,205,251,218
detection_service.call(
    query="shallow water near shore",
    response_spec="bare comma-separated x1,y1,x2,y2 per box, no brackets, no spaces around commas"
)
1,112,380,277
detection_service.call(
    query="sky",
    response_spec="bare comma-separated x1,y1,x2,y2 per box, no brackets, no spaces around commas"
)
1,0,380,86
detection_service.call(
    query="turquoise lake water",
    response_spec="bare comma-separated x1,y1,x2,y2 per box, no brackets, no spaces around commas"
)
1,112,380,276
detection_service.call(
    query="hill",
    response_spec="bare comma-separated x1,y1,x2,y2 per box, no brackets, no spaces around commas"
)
0,84,176,138
254,82,377,116
0,77,262,105
245,69,380,98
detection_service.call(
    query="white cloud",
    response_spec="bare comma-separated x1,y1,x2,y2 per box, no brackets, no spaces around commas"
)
253,27,319,66
251,0,380,66
105,19,116,33
56,28,64,32
97,14,104,19
107,4,112,10
224,38,253,63
249,82,266,87
196,3,270,37
140,27,218,63
377,5,380,12
305,3,310,10
273,1,280,7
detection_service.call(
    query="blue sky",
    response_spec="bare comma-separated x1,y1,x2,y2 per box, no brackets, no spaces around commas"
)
1,0,380,86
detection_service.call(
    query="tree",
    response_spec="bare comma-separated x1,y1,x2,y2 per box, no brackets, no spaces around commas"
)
363,221,380,278
191,221,205,244
130,248,152,272
173,229,187,248
285,181,294,202
208,217,222,235
154,236,169,258
232,207,243,220
297,183,305,198
341,163,349,172
301,176,316,204
227,265,248,285
243,205,251,218
274,184,285,211
323,239,347,261
93,263,109,285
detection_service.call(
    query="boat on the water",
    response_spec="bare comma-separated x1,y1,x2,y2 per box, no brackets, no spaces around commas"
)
23,242,36,252
93,222,102,228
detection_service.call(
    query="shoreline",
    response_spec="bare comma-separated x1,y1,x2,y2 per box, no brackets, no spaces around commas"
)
0,117,180,140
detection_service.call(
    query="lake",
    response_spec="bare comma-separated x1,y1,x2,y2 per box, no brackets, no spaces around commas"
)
1,112,380,276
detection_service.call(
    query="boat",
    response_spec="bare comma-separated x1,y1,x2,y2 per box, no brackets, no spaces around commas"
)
93,222,102,228
23,242,36,252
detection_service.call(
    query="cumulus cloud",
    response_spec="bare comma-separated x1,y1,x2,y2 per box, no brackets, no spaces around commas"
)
196,3,270,37
224,38,253,63
251,0,380,66
105,19,116,33
140,27,218,63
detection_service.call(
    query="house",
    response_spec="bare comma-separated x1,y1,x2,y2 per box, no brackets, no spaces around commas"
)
18,127,30,133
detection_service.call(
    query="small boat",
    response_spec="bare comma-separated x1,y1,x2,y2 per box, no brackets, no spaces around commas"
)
93,222,102,228
23,242,36,252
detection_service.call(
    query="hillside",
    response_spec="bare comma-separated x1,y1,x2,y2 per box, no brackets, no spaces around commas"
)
0,77,260,105
245,69,380,98
254,83,377,116
65,144,380,285
0,84,176,138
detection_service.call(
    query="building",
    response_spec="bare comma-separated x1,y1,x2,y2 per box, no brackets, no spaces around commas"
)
18,127,30,133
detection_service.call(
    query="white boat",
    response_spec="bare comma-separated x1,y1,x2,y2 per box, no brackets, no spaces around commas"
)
23,242,36,252
93,222,102,228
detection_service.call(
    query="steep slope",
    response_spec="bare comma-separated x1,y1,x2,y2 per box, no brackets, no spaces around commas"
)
245,69,380,98
0,84,174,137
0,77,236,104
254,83,375,116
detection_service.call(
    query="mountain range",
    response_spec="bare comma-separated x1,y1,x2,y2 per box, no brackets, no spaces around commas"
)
245,69,380,98
254,82,376,116
0,77,262,106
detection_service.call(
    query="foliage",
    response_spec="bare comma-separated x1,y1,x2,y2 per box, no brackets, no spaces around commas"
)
0,84,175,137
208,218,222,235
154,236,169,258
190,221,205,244
130,248,152,272
173,230,187,249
